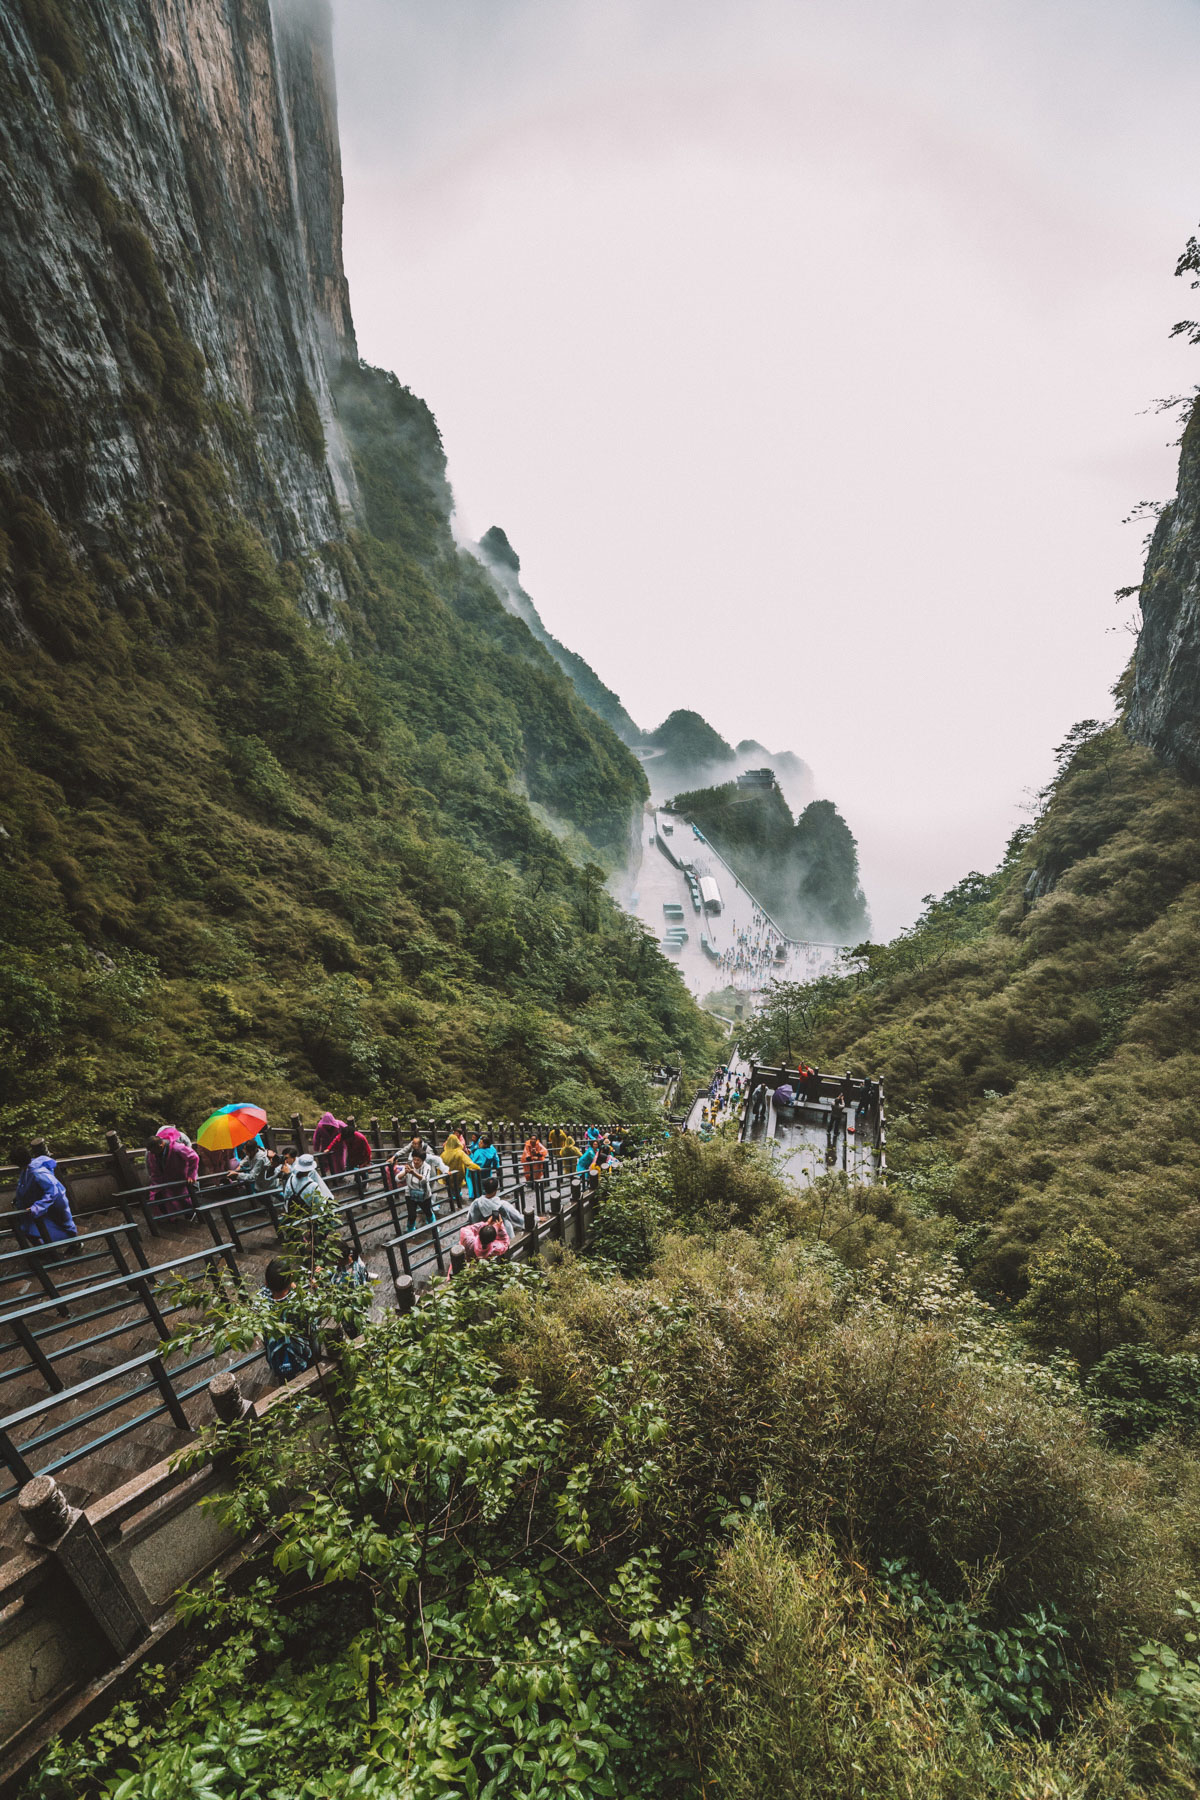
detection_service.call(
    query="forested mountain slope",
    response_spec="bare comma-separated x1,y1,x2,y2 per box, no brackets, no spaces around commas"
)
787,350,1200,1359
0,0,719,1145
792,706,1200,1352
670,777,869,941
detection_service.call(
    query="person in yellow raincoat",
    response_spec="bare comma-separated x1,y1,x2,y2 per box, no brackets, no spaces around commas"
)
556,1132,580,1175
439,1129,480,1208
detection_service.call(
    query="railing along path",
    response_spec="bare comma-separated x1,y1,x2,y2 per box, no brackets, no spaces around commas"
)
0,1118,627,1547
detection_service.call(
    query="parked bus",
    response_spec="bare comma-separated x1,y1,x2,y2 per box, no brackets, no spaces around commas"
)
699,876,723,915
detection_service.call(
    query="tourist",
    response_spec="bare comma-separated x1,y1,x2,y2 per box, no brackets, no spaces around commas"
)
557,1131,581,1174
330,1237,370,1289
576,1140,600,1180
459,1219,509,1262
198,1144,239,1190
471,1135,502,1192
282,1152,334,1214
146,1125,200,1217
261,1257,315,1381
521,1134,548,1185
827,1092,846,1150
403,1142,437,1232
466,1174,524,1234
332,1120,373,1195
13,1146,77,1244
311,1111,344,1174
773,1079,795,1111
439,1130,479,1206
238,1136,273,1194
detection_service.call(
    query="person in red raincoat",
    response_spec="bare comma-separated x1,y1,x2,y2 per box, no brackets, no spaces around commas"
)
521,1135,548,1184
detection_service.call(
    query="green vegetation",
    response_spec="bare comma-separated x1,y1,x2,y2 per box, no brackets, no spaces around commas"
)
0,330,717,1147
645,709,734,770
0,0,725,1149
27,1139,1200,1796
670,780,869,940
746,712,1200,1360
0,406,717,1143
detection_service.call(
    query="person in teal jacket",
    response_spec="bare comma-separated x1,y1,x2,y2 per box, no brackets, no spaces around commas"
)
469,1135,502,1196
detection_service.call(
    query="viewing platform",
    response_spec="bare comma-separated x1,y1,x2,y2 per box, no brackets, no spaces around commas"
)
740,1063,885,1187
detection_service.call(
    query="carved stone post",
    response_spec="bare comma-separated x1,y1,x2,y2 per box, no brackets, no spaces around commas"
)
19,1475,148,1654
394,1273,415,1313
208,1370,251,1425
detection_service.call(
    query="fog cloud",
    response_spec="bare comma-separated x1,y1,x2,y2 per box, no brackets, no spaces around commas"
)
333,0,1200,934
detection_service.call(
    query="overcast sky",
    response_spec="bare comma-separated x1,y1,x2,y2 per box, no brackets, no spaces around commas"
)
332,0,1200,936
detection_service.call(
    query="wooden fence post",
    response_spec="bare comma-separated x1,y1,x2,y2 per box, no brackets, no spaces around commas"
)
105,1130,140,1192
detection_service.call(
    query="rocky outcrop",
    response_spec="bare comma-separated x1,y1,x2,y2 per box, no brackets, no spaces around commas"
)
1128,404,1200,779
474,525,644,744
0,0,359,631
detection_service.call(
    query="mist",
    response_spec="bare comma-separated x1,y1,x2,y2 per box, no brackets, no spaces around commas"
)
332,0,1200,936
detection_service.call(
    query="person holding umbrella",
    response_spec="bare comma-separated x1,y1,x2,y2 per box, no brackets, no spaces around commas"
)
239,1136,273,1194
195,1104,271,1206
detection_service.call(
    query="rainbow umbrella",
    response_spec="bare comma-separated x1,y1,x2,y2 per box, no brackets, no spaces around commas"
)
196,1103,268,1152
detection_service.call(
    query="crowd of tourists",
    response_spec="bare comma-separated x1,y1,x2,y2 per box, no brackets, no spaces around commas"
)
709,900,841,992
8,1110,636,1384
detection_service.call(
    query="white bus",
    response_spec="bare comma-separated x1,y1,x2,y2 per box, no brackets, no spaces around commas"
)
699,876,723,915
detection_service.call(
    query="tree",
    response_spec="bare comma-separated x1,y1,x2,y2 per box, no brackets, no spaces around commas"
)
1017,1228,1139,1366
737,975,847,1065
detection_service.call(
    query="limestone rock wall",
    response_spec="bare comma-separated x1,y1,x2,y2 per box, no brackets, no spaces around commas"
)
0,0,360,629
1128,405,1200,780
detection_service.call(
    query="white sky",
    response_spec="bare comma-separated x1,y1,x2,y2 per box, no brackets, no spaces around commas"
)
332,0,1200,936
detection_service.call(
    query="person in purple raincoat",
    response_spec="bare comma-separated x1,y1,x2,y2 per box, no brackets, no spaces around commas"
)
146,1125,200,1216
13,1147,78,1244
312,1111,345,1174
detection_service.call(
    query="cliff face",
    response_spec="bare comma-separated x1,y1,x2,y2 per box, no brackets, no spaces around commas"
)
1128,405,1200,779
0,0,712,1145
0,0,358,628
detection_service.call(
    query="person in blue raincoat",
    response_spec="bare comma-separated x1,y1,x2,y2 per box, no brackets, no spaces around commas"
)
469,1135,502,1197
13,1147,78,1244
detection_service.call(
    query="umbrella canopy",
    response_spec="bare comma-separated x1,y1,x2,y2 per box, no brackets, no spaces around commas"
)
196,1103,268,1152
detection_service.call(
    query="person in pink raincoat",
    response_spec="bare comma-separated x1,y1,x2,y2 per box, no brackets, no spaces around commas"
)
146,1125,200,1216
312,1111,345,1174
459,1220,509,1262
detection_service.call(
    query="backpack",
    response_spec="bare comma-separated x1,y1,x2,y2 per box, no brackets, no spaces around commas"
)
285,1173,327,1213
265,1329,312,1381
